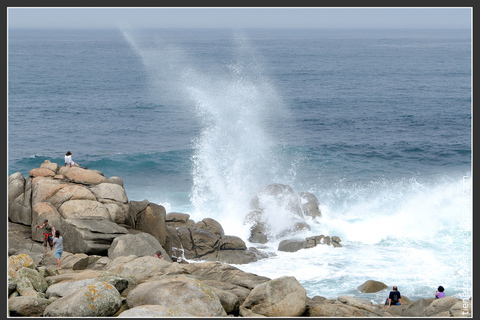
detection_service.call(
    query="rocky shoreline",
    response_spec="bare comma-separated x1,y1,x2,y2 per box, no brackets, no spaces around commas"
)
8,162,471,317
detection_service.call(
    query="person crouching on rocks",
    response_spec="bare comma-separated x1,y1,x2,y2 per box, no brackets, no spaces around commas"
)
53,230,64,269
385,286,402,310
435,286,446,299
64,151,75,167
36,219,55,253
153,251,163,260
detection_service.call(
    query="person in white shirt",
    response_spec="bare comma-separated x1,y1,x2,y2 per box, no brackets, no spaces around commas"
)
64,151,75,167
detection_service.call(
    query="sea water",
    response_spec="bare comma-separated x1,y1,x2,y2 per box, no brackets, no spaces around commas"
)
8,27,471,302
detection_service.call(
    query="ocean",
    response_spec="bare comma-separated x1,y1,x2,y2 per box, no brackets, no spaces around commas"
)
8,27,472,302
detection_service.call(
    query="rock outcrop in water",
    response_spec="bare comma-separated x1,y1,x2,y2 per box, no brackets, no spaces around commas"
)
245,183,322,244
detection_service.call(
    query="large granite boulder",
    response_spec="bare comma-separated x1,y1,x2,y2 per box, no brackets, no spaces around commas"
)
8,173,32,225
8,296,52,317
107,232,172,262
58,166,108,185
240,276,307,317
126,276,227,317
62,217,128,255
135,202,167,248
299,191,322,219
117,305,194,317
43,281,122,317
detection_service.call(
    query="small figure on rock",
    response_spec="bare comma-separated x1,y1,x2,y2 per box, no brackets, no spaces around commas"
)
385,286,402,310
435,286,446,299
53,230,64,269
153,251,163,260
36,219,55,253
64,151,87,169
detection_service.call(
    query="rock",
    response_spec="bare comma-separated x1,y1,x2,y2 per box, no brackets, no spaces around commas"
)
106,176,124,187
195,218,225,238
422,296,462,316
278,239,304,252
46,278,97,299
307,301,367,317
104,255,172,284
219,235,247,250
90,182,128,203
202,249,258,264
31,202,62,242
200,279,252,306
183,261,270,290
117,305,195,317
8,173,32,225
135,203,167,248
58,199,111,220
58,166,108,185
338,295,388,316
47,184,97,209
8,296,52,317
126,276,227,317
166,212,195,228
240,276,306,317
29,167,56,178
107,232,171,262
62,253,90,270
299,191,322,219
103,203,131,226
357,280,388,293
14,267,48,298
8,254,36,277
43,281,122,317
62,217,128,255
191,228,220,257
40,160,59,172
400,298,435,317
31,178,68,207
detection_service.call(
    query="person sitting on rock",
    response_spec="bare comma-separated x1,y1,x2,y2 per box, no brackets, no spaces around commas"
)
64,151,75,167
36,219,55,253
435,286,446,299
385,286,402,310
153,251,163,260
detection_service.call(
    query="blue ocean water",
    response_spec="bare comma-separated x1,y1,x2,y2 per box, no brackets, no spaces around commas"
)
8,28,471,301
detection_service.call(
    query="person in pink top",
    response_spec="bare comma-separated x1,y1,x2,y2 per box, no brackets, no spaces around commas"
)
435,286,446,299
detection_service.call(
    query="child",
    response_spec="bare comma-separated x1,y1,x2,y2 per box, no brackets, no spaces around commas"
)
36,219,55,253
53,230,64,269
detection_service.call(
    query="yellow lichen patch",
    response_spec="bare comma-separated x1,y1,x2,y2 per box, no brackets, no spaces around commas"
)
8,254,35,277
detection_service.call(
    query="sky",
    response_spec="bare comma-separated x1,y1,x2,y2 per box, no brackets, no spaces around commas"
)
7,7,472,29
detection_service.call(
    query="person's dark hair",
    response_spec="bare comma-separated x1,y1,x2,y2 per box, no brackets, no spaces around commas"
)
393,286,398,291
55,230,60,237
154,251,162,256
66,151,72,156
437,286,444,292
44,219,48,223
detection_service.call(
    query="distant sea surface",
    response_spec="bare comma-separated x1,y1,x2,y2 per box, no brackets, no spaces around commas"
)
8,28,471,301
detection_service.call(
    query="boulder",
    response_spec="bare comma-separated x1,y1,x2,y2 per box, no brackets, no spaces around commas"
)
117,305,194,317
135,203,167,247
166,212,195,228
8,254,36,277
31,178,68,206
62,217,128,255
240,276,307,317
31,202,62,242
357,280,388,293
191,228,220,257
43,281,122,317
401,298,435,317
422,296,462,316
200,279,252,306
58,166,108,185
29,167,55,178
14,267,48,298
202,249,258,265
47,184,97,209
103,203,131,226
307,301,367,317
8,173,32,225
126,276,227,317
183,261,270,290
40,160,59,172
338,295,388,316
8,296,52,317
299,191,322,219
219,235,247,250
195,218,225,238
278,239,304,252
58,199,110,220
106,176,124,187
90,182,128,203
62,253,90,270
108,232,172,262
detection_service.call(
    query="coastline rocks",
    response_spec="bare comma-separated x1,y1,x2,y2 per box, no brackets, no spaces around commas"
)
8,296,52,317
240,276,307,317
117,305,195,317
245,184,321,244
